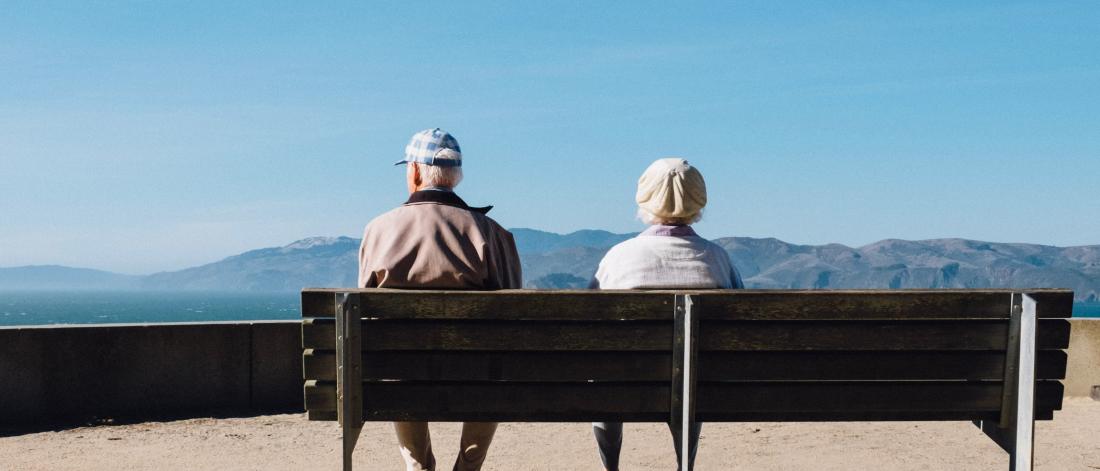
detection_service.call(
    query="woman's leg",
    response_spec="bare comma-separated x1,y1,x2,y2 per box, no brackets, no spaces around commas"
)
592,422,624,471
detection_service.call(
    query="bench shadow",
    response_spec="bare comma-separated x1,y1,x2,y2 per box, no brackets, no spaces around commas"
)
0,406,304,437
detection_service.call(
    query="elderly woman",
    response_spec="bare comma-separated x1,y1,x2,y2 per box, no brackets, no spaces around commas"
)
590,158,744,471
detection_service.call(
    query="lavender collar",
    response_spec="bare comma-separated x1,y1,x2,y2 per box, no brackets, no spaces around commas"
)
641,224,698,237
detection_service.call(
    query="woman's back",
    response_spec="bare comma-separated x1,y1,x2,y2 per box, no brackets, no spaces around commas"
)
592,224,743,290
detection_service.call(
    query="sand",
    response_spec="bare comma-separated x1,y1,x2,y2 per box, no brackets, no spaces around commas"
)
2,398,1098,470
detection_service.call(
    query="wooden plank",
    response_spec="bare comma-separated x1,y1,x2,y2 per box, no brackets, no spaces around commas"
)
1023,290,1075,319
304,350,672,382
301,289,1074,320
302,380,1063,422
301,290,339,318
305,381,670,422
697,319,1071,351
304,319,673,351
699,350,1068,381
695,381,1064,421
307,290,674,320
692,291,1014,320
302,350,1068,382
303,318,1070,351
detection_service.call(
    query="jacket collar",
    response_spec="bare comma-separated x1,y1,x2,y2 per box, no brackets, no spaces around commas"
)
641,224,698,237
404,190,493,214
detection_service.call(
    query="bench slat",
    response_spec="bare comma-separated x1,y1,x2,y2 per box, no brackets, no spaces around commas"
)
302,350,1067,382
303,291,673,320
696,381,1064,421
694,290,1073,320
303,380,1063,422
304,350,670,382
303,319,672,351
300,289,1073,319
301,319,1070,351
698,319,1071,351
306,381,671,422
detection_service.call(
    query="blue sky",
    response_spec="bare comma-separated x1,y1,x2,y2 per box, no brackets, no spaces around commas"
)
1,1,1098,274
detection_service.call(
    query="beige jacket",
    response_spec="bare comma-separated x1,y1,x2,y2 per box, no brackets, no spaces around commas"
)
358,190,522,290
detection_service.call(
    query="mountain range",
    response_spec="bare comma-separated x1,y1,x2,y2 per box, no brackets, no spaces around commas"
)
2,229,1098,302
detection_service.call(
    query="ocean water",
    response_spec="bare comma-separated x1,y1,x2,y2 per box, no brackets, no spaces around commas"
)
0,291,1097,326
0,291,300,326
1076,302,1100,318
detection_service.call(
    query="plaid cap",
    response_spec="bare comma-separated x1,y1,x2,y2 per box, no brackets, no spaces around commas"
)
395,128,462,167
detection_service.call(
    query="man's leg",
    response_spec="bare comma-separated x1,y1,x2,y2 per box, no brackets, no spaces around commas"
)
395,421,436,471
592,422,624,471
452,422,498,471
666,421,702,471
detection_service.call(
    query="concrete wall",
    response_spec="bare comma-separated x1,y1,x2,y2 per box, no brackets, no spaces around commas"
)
1065,319,1100,398
0,321,301,427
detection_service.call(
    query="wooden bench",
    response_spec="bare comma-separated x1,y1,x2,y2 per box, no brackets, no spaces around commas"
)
300,289,1072,471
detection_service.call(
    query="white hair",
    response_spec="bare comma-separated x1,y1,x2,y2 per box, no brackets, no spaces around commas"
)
412,161,463,189
636,207,703,226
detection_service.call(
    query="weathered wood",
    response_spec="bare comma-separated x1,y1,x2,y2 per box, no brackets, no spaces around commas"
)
699,350,1068,381
699,290,1071,320
695,381,1064,420
301,290,339,318
306,381,670,421
302,350,1068,382
304,350,672,382
1021,290,1075,319
302,318,1069,351
697,319,1070,351
301,289,1074,320
304,319,673,351
303,289,673,320
303,380,1063,422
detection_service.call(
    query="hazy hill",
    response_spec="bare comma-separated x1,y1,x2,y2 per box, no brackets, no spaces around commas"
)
141,237,360,291
0,265,140,290
3,231,1098,301
716,237,1100,302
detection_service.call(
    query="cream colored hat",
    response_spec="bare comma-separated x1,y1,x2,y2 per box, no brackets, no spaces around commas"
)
635,158,707,221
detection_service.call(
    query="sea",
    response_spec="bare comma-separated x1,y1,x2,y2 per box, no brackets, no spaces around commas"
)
0,290,1097,327
0,291,300,326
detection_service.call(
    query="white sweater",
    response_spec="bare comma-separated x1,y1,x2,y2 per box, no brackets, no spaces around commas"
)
592,225,744,290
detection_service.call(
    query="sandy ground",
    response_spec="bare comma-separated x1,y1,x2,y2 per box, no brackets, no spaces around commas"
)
2,398,1098,471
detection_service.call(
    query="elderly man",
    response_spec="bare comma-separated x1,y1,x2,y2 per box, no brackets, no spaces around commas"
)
358,128,522,471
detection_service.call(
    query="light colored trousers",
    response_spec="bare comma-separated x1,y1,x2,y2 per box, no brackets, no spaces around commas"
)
395,421,498,471
592,421,701,471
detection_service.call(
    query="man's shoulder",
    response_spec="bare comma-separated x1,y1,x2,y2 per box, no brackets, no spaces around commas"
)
363,204,415,231
365,203,513,237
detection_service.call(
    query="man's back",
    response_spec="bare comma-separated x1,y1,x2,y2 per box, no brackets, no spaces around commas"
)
358,190,522,290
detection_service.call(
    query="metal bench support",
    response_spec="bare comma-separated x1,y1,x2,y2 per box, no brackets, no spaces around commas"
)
671,294,699,471
975,292,1037,471
336,292,364,471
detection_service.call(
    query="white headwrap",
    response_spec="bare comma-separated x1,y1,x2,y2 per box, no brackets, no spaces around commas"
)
635,158,707,222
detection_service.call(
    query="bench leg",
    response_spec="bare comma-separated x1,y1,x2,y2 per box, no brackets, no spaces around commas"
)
671,294,699,471
975,293,1036,471
336,293,365,471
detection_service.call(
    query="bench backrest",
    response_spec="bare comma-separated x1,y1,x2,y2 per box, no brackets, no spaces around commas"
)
300,289,1072,424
